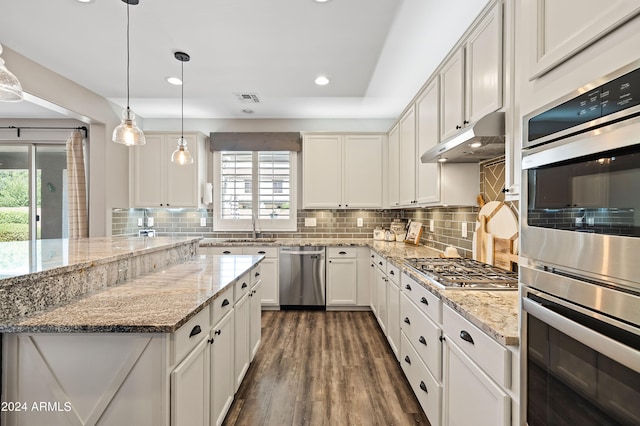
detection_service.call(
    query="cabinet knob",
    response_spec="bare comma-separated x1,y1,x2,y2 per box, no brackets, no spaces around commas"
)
241,282,248,289
405,284,412,291
419,336,427,346
404,355,411,365
456,125,462,130
379,261,383,266
420,297,429,305
463,120,469,125
189,325,202,338
222,299,230,307
419,381,428,393
403,317,411,325
215,329,222,336
459,330,474,345
207,338,214,344
255,272,261,277
501,187,510,193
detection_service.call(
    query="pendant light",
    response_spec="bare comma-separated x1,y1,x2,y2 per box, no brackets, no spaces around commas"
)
171,51,193,165
112,0,145,146
0,43,24,102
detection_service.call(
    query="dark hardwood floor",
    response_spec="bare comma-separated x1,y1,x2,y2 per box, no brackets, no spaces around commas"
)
223,310,431,426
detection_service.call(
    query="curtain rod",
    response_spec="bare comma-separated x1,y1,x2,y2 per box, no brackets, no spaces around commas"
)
0,126,88,138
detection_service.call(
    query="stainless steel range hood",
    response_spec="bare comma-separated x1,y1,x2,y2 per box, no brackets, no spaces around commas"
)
420,112,505,163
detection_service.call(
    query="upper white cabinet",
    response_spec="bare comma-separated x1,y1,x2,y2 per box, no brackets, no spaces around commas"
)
130,132,208,208
398,106,417,207
302,134,384,209
528,0,640,79
415,79,440,204
388,124,400,208
440,2,503,141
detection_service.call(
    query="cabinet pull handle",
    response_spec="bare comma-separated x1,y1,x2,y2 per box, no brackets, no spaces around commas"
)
405,284,412,291
419,336,427,345
215,329,222,336
241,282,248,289
420,297,429,305
371,254,375,258
419,381,428,393
255,272,261,277
389,270,395,275
460,330,474,344
189,325,202,338
223,250,231,254
371,264,375,267
379,261,383,266
207,338,214,344
456,125,462,130
404,355,411,365
463,120,469,125
404,317,411,325
339,251,347,255
222,299,230,307
439,336,446,342
258,250,266,254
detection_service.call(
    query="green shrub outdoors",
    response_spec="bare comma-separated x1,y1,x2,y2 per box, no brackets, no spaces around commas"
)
0,223,29,241
0,210,29,224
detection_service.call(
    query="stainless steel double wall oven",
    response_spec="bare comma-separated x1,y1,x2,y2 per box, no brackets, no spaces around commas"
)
520,61,640,426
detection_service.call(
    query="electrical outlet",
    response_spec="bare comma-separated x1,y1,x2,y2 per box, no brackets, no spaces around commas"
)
461,222,468,238
357,218,363,227
147,217,154,227
429,220,434,232
200,217,207,227
305,217,317,227
137,218,143,227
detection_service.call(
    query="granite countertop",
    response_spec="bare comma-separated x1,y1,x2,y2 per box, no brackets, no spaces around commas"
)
0,236,202,282
202,237,520,346
0,254,263,333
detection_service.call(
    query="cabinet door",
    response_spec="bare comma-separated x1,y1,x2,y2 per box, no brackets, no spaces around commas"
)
387,282,400,360
250,280,262,359
375,268,388,334
327,258,358,306
132,134,166,207
171,337,209,426
257,257,278,307
369,260,377,315
388,124,400,208
166,134,199,207
398,106,417,206
442,338,510,426
415,78,441,204
465,2,503,124
302,135,342,208
528,0,640,79
210,311,235,426
440,49,465,141
233,293,250,391
343,135,383,208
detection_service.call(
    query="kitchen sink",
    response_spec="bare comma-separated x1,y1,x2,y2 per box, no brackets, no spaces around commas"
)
223,238,277,243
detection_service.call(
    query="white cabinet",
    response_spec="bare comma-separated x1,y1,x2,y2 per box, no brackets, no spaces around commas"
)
210,310,235,426
415,78,440,204
249,279,262,359
387,278,400,360
130,132,207,208
375,266,388,334
369,252,378,315
302,134,384,209
527,0,640,79
233,292,250,391
327,247,358,306
171,337,210,426
241,247,279,308
440,2,503,141
388,124,400,208
398,107,417,207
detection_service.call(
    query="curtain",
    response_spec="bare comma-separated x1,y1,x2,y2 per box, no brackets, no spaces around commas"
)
66,130,88,238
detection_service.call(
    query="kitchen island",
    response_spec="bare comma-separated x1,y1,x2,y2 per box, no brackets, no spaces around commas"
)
0,237,264,426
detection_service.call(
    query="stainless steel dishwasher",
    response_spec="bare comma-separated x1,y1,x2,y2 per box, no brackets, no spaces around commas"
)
279,246,326,309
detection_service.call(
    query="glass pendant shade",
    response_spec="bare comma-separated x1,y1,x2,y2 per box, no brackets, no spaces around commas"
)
171,137,194,165
112,108,146,145
0,45,24,102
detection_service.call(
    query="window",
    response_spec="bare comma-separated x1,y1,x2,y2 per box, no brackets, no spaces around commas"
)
214,150,297,231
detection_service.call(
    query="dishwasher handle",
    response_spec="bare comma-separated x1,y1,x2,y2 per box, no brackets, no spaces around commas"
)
280,250,325,256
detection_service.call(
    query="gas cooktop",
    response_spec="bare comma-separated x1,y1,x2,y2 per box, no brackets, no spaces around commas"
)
403,257,518,290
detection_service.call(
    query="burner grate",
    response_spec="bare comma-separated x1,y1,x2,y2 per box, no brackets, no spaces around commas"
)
405,257,518,289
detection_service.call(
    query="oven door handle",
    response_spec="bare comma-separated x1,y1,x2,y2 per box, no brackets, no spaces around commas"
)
523,298,640,373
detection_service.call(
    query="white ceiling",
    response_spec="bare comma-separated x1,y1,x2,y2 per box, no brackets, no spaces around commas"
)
0,0,489,121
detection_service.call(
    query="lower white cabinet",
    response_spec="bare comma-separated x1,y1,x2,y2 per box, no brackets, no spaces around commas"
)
369,254,378,315
210,310,235,426
233,293,250,392
327,248,358,306
249,279,262,359
171,337,210,426
387,279,400,360
375,266,388,334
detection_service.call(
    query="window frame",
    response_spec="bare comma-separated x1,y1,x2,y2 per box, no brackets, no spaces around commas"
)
213,150,297,232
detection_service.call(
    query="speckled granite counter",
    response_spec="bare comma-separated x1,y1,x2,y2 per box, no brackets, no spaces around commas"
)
0,237,200,321
201,237,520,346
0,254,262,333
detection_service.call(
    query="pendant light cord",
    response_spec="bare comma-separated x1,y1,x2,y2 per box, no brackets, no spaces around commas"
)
126,1,131,112
181,59,184,139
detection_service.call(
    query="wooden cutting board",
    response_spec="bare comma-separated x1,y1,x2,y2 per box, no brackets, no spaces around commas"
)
473,201,518,267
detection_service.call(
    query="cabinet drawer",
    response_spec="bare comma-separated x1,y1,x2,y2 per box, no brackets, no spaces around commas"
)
327,247,357,258
400,332,442,426
401,273,442,324
372,252,387,271
250,264,262,286
235,271,251,300
442,304,510,387
400,293,442,381
242,247,278,258
201,247,243,255
173,306,210,365
387,263,400,286
212,286,234,326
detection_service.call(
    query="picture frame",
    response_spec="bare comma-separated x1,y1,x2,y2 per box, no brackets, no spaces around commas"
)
404,221,423,245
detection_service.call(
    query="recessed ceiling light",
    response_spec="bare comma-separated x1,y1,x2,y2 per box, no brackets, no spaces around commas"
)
469,141,482,148
76,0,94,3
314,0,332,3
315,76,330,86
437,157,448,163
166,76,182,85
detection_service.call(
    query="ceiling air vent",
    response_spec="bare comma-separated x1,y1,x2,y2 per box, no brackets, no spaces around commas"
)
234,93,261,103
